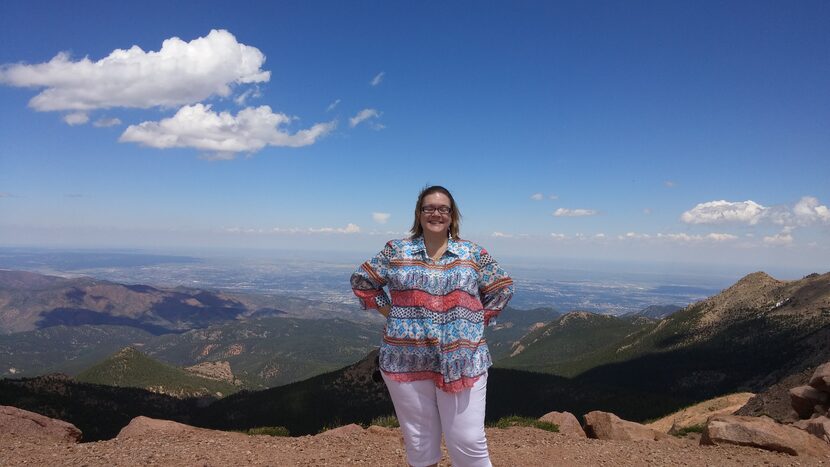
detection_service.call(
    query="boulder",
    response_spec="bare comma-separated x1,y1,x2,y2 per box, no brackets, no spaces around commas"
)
583,411,670,442
793,416,830,443
117,416,245,440
810,362,830,392
790,385,829,419
0,405,82,443
539,411,586,437
701,414,830,457
317,423,365,437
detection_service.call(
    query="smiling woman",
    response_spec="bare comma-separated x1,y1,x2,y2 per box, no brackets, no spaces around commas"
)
351,185,514,467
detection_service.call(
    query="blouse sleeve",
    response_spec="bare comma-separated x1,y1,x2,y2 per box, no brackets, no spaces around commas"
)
477,247,514,326
350,241,393,310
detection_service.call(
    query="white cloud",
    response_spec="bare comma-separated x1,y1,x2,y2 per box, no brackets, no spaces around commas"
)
63,112,89,125
643,208,652,215
226,223,360,235
93,117,122,127
234,86,262,106
119,104,335,158
550,233,567,240
372,212,391,224
0,29,269,112
681,200,767,225
763,232,793,246
370,72,385,86
664,180,676,188
655,233,738,243
492,232,513,238
530,193,543,201
793,196,830,225
553,208,598,217
326,99,341,112
621,232,651,240
705,233,739,242
594,233,606,239
349,108,380,128
549,195,559,200
0,192,12,198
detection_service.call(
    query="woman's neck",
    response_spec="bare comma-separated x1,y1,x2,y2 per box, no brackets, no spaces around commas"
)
423,232,449,260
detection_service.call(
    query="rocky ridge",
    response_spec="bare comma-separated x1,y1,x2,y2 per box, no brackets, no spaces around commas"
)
2,408,826,466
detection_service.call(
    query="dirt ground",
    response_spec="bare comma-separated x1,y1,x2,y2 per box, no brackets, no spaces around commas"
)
2,425,827,466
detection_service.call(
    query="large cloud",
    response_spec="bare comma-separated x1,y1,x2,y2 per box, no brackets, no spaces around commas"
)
680,200,767,225
119,104,335,158
0,29,269,111
793,196,830,225
681,197,829,227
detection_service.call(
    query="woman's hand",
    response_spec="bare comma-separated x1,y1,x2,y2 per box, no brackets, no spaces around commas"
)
378,305,390,318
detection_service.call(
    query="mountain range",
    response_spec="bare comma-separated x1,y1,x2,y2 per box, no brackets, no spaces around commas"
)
1,269,827,442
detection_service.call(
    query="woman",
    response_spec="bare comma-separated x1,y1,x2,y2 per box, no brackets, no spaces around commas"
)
351,185,513,467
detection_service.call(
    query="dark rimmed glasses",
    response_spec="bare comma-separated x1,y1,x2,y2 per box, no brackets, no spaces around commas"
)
421,205,452,215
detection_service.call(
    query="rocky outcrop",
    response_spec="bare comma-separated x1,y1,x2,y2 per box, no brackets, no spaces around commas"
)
117,416,245,440
583,411,670,442
539,411,586,437
0,405,82,443
317,423,365,437
647,392,753,434
701,414,830,457
794,417,830,443
810,362,830,392
790,385,828,419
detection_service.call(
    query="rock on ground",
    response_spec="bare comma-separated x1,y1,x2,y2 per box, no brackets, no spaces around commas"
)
647,392,754,434
701,414,830,458
584,411,672,442
0,405,82,443
538,411,586,438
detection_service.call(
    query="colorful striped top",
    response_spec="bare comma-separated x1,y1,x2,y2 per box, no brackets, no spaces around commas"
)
351,236,514,393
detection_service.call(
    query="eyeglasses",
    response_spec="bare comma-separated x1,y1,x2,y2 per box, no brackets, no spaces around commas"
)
421,205,452,215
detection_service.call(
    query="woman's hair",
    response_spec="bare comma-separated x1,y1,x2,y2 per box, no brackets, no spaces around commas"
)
409,185,462,240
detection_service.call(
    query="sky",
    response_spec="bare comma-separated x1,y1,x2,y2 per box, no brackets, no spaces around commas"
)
0,1,828,274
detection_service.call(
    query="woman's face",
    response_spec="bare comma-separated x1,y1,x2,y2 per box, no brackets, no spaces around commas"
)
420,192,452,237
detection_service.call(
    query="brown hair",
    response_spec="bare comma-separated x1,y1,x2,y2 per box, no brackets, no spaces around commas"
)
409,185,462,240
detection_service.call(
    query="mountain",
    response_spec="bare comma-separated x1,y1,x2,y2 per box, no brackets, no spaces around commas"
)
75,347,240,398
0,269,264,334
499,271,830,401
497,311,657,376
486,306,561,360
142,317,382,388
0,317,382,388
623,304,683,319
0,325,154,377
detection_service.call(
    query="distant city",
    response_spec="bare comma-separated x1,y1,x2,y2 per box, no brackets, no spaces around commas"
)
0,247,744,315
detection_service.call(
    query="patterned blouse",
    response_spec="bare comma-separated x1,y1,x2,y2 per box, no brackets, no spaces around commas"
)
351,236,513,393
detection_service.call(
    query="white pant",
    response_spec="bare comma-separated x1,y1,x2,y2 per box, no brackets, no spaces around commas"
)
382,372,491,467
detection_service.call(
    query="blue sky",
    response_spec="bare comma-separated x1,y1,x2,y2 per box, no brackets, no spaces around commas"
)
1,1,828,273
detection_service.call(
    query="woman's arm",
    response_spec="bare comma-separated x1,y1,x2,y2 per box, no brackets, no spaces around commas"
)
477,247,514,326
351,241,393,315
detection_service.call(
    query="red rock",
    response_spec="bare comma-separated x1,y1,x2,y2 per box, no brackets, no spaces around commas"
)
0,405,82,443
701,414,830,457
790,385,829,419
117,416,245,440
317,423,365,437
793,416,830,443
810,363,830,392
539,411,586,437
583,411,670,442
